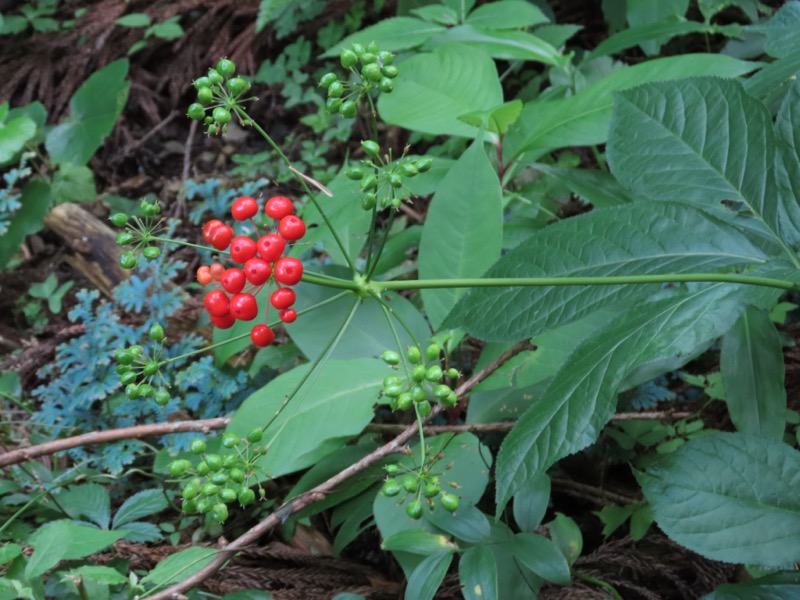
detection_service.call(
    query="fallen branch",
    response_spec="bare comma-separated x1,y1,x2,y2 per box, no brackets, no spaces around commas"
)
144,342,532,600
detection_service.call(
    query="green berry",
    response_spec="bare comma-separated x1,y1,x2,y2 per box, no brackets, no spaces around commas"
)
327,81,344,98
385,463,400,476
360,52,377,64
397,393,413,411
411,365,426,383
346,165,365,180
410,385,427,403
440,492,459,512
367,41,379,54
407,346,421,364
339,100,357,118
247,428,263,443
433,384,451,401
378,77,394,93
196,461,210,476
207,68,223,85
406,500,424,520
169,459,191,477
383,384,403,398
360,174,378,192
115,363,132,375
140,200,161,216
423,483,440,498
381,350,401,365
416,157,433,172
197,86,214,104
110,213,128,227
207,124,218,135
425,344,441,361
425,365,443,382
340,48,358,68
388,173,403,188
383,375,402,388
201,482,219,497
210,503,228,523
447,368,459,380
441,390,458,407
238,488,256,505
116,349,135,365
325,97,343,113
351,43,365,56
227,77,248,95
125,383,140,399
216,58,235,77
182,483,200,500
222,433,241,448
128,345,144,357
194,76,211,90
319,72,338,89
142,246,161,261
190,439,207,455
205,454,223,472
417,400,432,417
210,472,228,485
148,323,165,342
212,107,231,124
219,488,238,504
154,389,170,406
361,193,377,211
222,454,238,468
142,361,159,377
229,468,245,484
400,163,418,177
378,51,394,65
195,498,211,514
402,476,418,493
187,103,205,120
119,251,137,269
137,383,154,397
382,65,399,79
120,371,137,386
381,478,401,497
361,140,380,157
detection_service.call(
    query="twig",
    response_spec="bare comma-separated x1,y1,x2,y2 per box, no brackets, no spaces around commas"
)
551,477,639,506
0,418,229,469
144,342,531,600
122,111,179,157
365,410,692,435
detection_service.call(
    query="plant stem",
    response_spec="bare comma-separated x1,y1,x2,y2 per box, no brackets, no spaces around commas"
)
377,273,800,292
148,236,218,254
301,271,359,290
366,209,396,279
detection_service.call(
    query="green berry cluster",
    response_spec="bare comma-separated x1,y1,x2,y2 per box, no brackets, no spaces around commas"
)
187,58,253,135
319,42,398,118
345,141,432,210
380,343,459,415
115,323,171,405
380,461,460,519
111,200,164,270
170,428,267,523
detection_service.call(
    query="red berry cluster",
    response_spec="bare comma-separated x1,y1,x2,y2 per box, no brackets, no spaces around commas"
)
198,195,306,347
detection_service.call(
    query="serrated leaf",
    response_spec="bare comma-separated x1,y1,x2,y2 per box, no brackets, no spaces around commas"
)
587,18,713,60
51,164,96,203
535,165,632,208
419,140,502,329
721,306,786,439
637,432,800,565
62,565,127,585
775,78,800,248
227,359,387,479
381,530,458,554
323,17,444,55
626,0,689,54
378,44,503,139
58,483,110,529
495,280,783,509
505,54,757,157
748,2,800,58
112,489,168,528
459,546,498,600
117,521,163,543
465,0,549,29
140,546,218,588
431,25,562,65
608,78,797,256
25,521,125,579
404,553,452,600
45,59,130,166
445,202,769,342
704,572,800,600
511,532,571,585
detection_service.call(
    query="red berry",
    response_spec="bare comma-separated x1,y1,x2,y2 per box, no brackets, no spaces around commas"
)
209,263,225,280
243,257,272,285
270,287,296,310
221,268,246,294
231,196,258,221
278,215,306,241
229,293,258,321
265,196,294,220
210,225,234,251
202,219,224,243
257,234,286,263
210,313,236,329
274,257,303,286
250,324,275,347
279,308,297,323
204,290,230,317
229,236,257,263
196,266,212,285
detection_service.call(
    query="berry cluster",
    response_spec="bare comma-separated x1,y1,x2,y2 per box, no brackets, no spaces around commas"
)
199,195,305,347
380,343,459,416
170,429,266,523
112,200,164,269
115,323,171,405
380,460,460,519
187,58,253,135
319,42,398,118
346,140,432,210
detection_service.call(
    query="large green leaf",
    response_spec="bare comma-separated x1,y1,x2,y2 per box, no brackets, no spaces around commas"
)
510,532,571,585
227,358,387,479
140,546,218,588
112,489,169,528
608,78,799,253
748,2,800,58
57,483,110,529
0,179,51,269
459,546,498,600
505,54,757,157
495,279,782,509
444,202,769,342
430,25,563,65
418,140,502,329
775,78,800,248
404,553,452,600
25,521,125,579
626,0,689,54
322,17,445,55
378,44,503,138
45,59,130,166
465,0,548,28
720,306,786,439
637,432,800,565
704,572,800,600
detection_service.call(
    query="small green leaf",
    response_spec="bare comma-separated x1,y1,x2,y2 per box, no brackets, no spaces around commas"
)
511,532,571,585
704,571,800,600
534,165,632,208
465,0,549,29
404,553,453,600
0,544,22,565
323,17,444,55
626,0,689,55
381,530,458,554
721,306,787,439
588,18,714,60
458,100,523,136
637,432,800,565
62,565,127,585
25,521,125,579
459,546,498,600
548,513,583,566
57,483,111,529
595,504,635,537
115,13,151,27
51,164,96,203
513,474,551,531
432,25,562,65
0,112,36,164
112,489,169,528
140,547,218,588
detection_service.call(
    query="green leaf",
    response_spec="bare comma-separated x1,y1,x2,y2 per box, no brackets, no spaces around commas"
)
62,565,127,586
404,553,452,600
587,18,713,60
378,44,503,139
45,59,130,166
112,489,168,528
513,474,550,531
637,432,800,565
505,54,757,157
548,513,583,566
534,165,632,208
459,546,498,600
0,111,36,164
381,530,458,554
418,140,502,329
458,100,523,136
431,25,563,65
322,17,445,55
495,280,783,509
775,78,800,249
465,0,549,29
445,201,769,342
115,13,151,27
511,532,571,585
608,78,796,252
0,544,21,565
117,521,163,543
51,164,96,203
149,17,183,40
140,546,218,588
743,49,800,101
255,0,294,33
427,503,492,544
0,178,49,268
222,591,275,600
411,5,459,25
626,0,689,54
596,504,635,537
25,521,125,579
721,306,787,439
748,2,800,58
704,572,800,600
227,359,387,479
58,483,111,529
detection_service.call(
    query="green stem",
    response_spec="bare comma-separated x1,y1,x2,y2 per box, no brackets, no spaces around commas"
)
372,292,424,349
366,209,397,280
377,273,800,293
575,572,623,600
149,236,221,254
301,271,359,290
234,106,357,274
